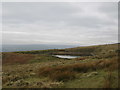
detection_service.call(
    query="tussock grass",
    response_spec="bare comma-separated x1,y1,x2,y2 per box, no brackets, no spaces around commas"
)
37,58,117,81
104,72,112,88
2,43,119,88
103,71,118,88
50,71,76,81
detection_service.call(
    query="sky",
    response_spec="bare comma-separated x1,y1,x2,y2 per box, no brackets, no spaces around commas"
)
2,2,118,46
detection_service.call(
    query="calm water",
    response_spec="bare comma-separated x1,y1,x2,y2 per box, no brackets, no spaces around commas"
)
54,55,80,59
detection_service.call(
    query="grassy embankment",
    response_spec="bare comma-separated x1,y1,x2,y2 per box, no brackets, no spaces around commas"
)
2,43,119,88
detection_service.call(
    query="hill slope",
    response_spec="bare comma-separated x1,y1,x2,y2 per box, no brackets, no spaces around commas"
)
2,43,119,88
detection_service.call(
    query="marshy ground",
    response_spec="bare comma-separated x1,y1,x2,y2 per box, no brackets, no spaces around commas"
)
2,43,119,88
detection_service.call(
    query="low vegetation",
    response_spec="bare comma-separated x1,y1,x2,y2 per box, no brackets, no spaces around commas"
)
37,57,118,81
2,43,119,88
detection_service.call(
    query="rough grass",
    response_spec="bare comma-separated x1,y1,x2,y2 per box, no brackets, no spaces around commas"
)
2,53,66,65
29,55,64,63
2,43,119,88
50,71,76,82
2,53,35,64
60,70,106,88
103,71,118,88
37,57,118,82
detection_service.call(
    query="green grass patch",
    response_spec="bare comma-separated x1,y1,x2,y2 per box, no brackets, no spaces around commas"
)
29,55,65,63
60,70,107,88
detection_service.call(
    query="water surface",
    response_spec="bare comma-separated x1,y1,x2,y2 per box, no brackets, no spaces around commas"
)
54,55,80,59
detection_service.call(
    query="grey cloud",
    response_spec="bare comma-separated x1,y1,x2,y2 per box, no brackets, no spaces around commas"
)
2,2,118,45
98,2,118,19
3,2,80,24
3,2,117,28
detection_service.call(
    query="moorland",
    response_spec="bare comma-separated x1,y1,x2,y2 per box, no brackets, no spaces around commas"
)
2,43,119,88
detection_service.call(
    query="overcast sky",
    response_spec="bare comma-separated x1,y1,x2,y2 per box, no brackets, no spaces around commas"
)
2,2,118,46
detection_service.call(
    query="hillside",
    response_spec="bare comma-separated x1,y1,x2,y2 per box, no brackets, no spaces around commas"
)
2,43,119,88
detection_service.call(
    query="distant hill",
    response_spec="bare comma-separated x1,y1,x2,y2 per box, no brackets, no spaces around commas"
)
16,43,119,58
2,44,77,52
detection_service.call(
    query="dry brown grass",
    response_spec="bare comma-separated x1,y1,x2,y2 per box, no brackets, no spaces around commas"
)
37,58,118,81
2,53,35,64
103,72,113,88
38,66,76,81
75,57,86,61
50,71,76,81
103,71,118,88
